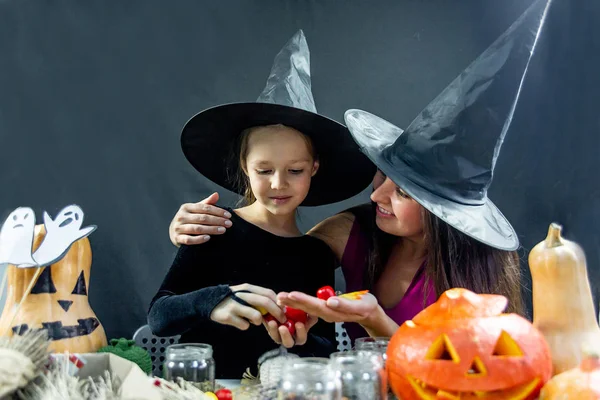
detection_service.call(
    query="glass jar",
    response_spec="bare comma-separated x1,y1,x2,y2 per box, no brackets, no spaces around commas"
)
163,343,215,392
354,337,390,363
233,384,278,400
330,350,387,400
277,357,342,400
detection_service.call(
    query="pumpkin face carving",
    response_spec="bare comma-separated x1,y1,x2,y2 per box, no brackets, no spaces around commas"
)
387,288,552,400
0,225,107,353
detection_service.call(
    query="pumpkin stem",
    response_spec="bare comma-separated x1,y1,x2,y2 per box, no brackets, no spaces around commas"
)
544,223,563,248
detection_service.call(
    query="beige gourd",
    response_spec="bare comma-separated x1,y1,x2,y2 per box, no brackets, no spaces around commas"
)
540,347,600,399
0,225,107,353
529,223,600,376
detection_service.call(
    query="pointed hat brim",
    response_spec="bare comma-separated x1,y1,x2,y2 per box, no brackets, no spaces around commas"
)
345,109,519,251
181,102,376,207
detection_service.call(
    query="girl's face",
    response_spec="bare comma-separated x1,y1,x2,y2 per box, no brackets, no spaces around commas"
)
370,170,424,238
244,125,318,216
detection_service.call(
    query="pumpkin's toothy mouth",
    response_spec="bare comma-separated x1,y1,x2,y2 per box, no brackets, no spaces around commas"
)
12,318,100,340
407,375,541,400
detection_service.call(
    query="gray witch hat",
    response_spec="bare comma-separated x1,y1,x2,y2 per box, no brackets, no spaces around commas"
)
344,0,550,250
181,30,375,206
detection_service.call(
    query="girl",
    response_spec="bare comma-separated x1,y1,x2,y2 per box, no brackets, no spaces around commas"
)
147,30,374,378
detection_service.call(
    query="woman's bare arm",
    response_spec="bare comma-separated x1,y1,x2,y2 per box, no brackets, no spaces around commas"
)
307,212,355,261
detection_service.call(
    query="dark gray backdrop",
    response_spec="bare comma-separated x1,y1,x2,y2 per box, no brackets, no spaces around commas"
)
1,0,597,339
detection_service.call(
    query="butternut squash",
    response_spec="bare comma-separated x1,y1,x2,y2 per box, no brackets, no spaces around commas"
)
529,223,600,376
0,225,107,353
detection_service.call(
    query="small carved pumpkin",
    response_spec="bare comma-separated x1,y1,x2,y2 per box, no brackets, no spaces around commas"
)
0,225,107,353
540,349,600,399
386,288,552,400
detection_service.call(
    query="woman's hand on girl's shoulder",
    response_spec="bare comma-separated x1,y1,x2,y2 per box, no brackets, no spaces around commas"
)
169,192,233,246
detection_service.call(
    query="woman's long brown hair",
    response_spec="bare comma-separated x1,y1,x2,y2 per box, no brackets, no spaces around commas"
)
351,202,525,316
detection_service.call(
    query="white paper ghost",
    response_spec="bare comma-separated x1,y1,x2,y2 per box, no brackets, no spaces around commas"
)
0,207,37,267
0,204,96,268
30,205,97,268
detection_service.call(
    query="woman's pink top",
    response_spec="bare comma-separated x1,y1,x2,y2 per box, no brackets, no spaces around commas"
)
340,217,437,344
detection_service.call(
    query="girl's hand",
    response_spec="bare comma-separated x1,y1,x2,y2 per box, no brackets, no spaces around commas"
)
263,315,319,348
277,291,379,323
210,284,286,330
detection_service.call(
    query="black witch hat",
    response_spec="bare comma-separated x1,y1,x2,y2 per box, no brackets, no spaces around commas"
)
181,30,375,206
344,0,550,250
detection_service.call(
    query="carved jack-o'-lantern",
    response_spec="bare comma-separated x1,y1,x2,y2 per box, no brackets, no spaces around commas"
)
387,288,552,400
0,225,107,353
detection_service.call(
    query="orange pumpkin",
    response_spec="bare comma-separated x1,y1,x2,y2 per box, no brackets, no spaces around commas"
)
540,349,600,399
0,225,107,353
386,288,552,400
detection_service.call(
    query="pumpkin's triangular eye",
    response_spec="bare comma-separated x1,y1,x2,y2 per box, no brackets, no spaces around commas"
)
425,334,461,363
31,267,57,294
492,330,523,357
466,356,487,377
72,271,87,295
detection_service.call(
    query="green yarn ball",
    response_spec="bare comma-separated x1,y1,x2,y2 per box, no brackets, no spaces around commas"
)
98,338,152,375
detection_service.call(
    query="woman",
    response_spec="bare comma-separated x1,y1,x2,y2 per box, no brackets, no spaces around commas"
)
167,11,538,343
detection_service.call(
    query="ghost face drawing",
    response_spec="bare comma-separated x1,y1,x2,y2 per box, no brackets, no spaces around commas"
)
31,205,96,267
53,205,85,230
0,207,36,267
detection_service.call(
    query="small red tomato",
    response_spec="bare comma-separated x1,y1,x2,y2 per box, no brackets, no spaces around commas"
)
215,388,233,400
316,285,336,300
264,314,278,324
283,320,296,336
284,306,308,324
